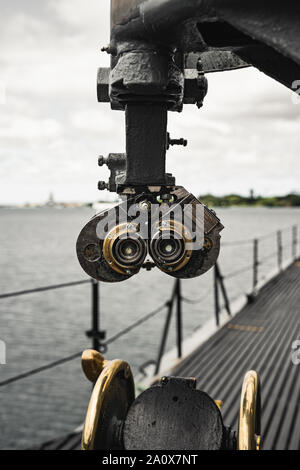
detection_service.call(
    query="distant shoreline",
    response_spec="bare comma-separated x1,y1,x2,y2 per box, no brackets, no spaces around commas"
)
1,193,300,209
198,193,300,208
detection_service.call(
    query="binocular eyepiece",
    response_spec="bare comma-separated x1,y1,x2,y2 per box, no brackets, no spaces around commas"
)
103,223,147,276
149,220,192,274
77,187,224,283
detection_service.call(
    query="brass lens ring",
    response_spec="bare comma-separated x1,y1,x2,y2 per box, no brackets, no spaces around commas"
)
103,223,147,275
150,220,193,273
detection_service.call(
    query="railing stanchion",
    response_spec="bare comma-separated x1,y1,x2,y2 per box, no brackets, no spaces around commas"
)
253,239,259,291
292,225,298,261
175,279,182,358
155,281,176,375
86,280,106,353
215,263,231,316
277,230,283,271
214,265,220,326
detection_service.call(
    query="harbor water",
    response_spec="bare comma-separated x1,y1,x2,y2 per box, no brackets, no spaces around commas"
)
0,206,299,449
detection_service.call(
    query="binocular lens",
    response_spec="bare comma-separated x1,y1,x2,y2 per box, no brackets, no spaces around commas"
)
113,237,146,267
152,237,185,264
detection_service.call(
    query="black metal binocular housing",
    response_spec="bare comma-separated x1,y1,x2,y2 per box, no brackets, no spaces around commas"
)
77,186,223,283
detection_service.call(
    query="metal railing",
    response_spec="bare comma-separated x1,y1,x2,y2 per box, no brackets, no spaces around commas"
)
0,224,298,388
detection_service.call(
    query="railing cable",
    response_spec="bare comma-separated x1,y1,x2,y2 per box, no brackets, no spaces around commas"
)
0,280,91,299
0,302,167,388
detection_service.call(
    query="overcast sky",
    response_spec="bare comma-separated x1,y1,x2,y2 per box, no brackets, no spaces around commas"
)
0,0,299,204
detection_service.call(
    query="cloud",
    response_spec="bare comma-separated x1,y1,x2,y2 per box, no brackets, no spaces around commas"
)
0,1,299,204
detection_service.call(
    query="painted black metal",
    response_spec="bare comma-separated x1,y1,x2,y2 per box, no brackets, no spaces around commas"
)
123,376,226,450
86,281,106,353
125,104,168,185
277,231,283,272
253,239,259,291
98,153,126,192
93,365,135,450
154,285,176,376
213,263,231,326
292,226,298,261
96,67,110,103
77,186,223,282
214,264,220,327
97,1,300,243
109,0,300,108
215,263,231,317
175,279,182,359
185,50,249,73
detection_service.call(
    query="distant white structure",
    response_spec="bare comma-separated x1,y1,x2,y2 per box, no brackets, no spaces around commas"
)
45,192,55,207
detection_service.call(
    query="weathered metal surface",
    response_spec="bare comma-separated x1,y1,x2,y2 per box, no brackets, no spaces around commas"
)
110,51,184,111
79,1,300,285
77,186,223,282
123,376,225,450
96,67,110,103
125,104,168,185
76,198,140,282
110,0,300,91
97,50,247,105
185,50,249,74
98,153,126,192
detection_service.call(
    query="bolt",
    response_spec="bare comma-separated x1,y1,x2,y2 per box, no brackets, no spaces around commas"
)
126,223,136,231
168,136,188,148
98,155,106,166
98,181,108,191
139,200,151,212
101,45,111,54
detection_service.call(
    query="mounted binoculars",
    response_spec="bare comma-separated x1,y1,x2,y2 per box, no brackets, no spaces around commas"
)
77,187,224,283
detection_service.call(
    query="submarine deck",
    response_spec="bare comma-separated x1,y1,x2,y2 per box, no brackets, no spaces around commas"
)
37,261,300,450
171,260,300,450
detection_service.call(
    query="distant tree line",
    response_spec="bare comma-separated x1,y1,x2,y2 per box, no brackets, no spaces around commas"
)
198,193,300,208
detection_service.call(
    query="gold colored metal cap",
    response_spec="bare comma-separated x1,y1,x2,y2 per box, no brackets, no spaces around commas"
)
81,351,135,450
82,349,106,383
238,370,261,450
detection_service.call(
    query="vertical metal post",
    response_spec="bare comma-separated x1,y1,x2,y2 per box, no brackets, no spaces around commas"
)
253,239,259,291
155,281,177,375
277,230,282,271
86,280,105,353
215,263,231,316
292,225,298,261
214,265,220,327
91,280,100,351
175,279,182,358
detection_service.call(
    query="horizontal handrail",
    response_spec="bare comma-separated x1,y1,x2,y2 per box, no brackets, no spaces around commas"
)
222,224,298,248
0,224,298,390
0,302,168,388
0,279,91,299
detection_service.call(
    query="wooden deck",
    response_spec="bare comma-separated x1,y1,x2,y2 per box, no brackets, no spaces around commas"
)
172,260,300,450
